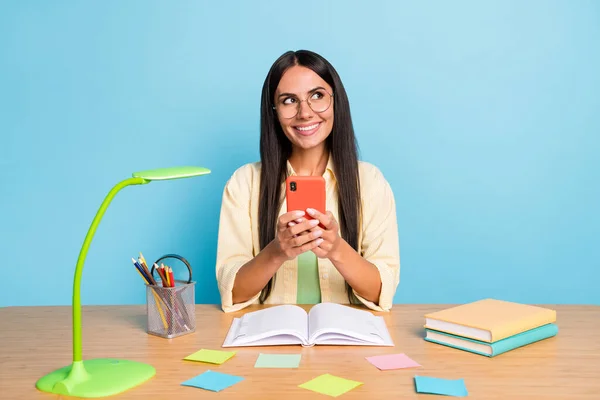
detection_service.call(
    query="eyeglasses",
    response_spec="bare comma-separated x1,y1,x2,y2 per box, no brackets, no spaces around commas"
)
273,88,334,119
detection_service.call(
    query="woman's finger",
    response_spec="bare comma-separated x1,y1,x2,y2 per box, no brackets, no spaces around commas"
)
290,229,323,248
306,208,334,229
278,210,306,231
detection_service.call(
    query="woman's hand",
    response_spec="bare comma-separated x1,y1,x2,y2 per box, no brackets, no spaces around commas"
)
304,208,343,261
272,210,324,261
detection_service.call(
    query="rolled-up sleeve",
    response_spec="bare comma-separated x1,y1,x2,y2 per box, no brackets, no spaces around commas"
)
215,166,260,312
353,165,400,312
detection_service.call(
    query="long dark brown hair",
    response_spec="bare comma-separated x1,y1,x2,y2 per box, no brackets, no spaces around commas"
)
258,50,360,303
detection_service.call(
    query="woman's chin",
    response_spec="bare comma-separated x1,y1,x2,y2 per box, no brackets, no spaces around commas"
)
287,130,329,149
292,137,324,150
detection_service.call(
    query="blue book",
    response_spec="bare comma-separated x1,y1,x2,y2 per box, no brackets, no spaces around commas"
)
424,323,558,357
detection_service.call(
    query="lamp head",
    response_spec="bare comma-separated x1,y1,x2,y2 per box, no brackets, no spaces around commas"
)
132,166,211,182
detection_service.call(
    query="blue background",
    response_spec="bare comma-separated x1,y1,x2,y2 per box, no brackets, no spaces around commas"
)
2,1,598,307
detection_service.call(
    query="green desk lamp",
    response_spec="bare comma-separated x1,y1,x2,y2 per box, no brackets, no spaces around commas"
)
36,166,210,398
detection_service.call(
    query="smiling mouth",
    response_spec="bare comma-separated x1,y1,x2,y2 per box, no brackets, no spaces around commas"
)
294,122,321,136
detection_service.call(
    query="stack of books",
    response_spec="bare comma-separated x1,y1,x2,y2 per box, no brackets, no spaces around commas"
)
423,298,558,357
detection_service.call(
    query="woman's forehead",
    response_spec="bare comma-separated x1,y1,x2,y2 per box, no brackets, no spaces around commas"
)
276,66,332,95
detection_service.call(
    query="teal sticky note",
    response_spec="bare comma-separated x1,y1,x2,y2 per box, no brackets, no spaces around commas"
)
254,353,302,368
414,376,468,397
181,370,244,392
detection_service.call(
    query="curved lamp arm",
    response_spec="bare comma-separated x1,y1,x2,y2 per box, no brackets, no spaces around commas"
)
72,177,148,361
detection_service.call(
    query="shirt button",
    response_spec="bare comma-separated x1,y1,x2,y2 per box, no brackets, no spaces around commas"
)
322,274,328,279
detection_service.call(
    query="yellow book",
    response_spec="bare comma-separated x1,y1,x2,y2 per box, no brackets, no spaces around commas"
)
424,299,556,343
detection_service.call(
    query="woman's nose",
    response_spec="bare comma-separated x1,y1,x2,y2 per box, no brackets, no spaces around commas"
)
297,100,314,119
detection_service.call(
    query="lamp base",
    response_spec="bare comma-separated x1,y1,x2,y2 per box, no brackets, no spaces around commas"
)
36,358,155,398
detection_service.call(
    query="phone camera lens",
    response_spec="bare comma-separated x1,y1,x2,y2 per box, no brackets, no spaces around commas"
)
290,182,296,191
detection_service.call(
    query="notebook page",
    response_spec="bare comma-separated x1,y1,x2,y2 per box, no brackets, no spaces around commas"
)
222,318,305,347
233,305,308,344
307,303,386,344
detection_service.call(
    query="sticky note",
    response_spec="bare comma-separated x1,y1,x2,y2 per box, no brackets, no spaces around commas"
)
181,370,244,392
254,353,301,368
365,353,421,370
299,374,362,397
414,376,468,397
183,349,236,364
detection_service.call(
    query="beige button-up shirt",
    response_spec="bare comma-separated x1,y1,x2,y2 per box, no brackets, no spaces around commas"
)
216,157,400,312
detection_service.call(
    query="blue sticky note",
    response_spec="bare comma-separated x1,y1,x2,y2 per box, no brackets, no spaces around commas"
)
181,370,244,392
414,376,468,397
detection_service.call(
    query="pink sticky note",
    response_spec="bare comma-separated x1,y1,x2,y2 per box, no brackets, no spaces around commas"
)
366,353,421,370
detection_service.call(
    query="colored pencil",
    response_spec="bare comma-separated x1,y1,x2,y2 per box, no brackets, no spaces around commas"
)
137,255,156,285
139,252,148,269
132,258,151,283
132,261,168,329
168,267,175,288
140,259,157,285
155,263,167,287
150,290,168,330
133,264,149,284
162,263,171,287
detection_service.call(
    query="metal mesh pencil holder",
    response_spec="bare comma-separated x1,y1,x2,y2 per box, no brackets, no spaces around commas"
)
146,254,196,339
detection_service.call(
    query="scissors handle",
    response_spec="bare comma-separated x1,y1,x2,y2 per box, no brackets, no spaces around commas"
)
151,253,193,284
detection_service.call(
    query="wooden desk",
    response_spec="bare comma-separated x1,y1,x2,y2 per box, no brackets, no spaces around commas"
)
2,304,599,399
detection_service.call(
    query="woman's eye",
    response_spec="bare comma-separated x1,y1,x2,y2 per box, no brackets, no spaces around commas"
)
311,91,324,100
282,97,296,105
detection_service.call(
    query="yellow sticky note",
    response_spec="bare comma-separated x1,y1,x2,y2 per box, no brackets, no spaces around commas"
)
299,374,363,397
183,349,236,365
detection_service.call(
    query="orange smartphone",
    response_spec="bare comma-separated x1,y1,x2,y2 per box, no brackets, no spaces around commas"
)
285,176,326,223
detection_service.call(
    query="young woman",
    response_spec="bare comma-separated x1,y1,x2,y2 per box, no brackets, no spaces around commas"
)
216,50,400,312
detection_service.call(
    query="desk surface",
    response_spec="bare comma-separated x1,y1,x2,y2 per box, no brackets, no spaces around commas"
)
2,304,599,399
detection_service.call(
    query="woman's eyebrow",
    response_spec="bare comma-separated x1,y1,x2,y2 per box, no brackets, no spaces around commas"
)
277,86,327,98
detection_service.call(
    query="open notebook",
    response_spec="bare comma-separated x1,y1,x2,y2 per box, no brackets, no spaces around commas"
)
222,303,394,347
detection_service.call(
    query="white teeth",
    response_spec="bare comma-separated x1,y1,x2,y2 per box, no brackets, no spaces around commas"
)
296,123,319,131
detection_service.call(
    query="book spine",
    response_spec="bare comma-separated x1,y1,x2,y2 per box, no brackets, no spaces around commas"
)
491,323,558,356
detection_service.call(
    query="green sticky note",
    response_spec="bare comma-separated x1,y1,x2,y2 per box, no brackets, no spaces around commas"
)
183,349,236,364
254,353,301,368
299,374,363,397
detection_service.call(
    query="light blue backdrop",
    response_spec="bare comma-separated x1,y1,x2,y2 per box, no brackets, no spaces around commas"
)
2,1,598,307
